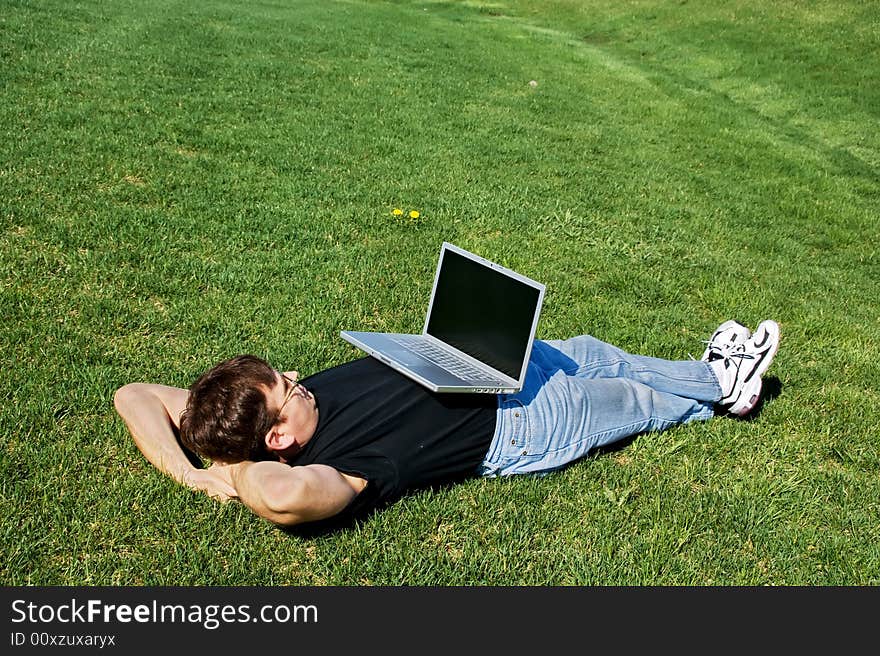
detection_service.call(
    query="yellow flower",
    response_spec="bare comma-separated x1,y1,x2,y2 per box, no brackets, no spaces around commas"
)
392,208,404,216
409,210,420,219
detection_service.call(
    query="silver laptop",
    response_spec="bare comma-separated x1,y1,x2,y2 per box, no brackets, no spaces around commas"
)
340,242,545,393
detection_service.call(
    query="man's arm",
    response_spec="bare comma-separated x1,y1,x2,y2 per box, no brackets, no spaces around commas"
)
219,461,362,527
113,383,236,500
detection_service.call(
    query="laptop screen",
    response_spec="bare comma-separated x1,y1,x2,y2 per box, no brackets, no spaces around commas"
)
425,247,542,380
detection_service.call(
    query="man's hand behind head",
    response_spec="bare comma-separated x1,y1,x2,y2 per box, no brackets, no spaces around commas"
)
183,466,240,502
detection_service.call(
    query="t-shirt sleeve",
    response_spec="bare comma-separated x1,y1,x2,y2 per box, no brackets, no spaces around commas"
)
329,451,400,518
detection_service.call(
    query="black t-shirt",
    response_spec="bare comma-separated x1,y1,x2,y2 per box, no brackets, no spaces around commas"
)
291,357,497,517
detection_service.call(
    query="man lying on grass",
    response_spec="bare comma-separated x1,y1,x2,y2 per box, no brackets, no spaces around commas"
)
114,319,780,528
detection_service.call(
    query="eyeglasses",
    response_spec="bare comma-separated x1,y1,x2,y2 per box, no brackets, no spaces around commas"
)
274,372,299,424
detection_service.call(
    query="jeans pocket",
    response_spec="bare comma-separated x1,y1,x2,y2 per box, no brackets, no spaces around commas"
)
502,399,528,456
501,398,549,458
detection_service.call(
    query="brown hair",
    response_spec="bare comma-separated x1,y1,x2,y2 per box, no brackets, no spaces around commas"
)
179,355,278,463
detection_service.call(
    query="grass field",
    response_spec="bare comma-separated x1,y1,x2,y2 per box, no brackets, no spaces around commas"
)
2,0,878,585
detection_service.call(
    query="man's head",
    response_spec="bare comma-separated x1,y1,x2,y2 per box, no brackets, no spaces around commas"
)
179,355,276,463
179,355,319,464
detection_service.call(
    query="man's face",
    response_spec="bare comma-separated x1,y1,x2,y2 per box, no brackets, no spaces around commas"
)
263,370,319,459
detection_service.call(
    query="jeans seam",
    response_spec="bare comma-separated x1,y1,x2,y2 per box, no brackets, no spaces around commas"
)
576,358,709,382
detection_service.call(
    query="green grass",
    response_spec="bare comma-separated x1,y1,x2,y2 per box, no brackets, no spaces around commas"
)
1,0,878,585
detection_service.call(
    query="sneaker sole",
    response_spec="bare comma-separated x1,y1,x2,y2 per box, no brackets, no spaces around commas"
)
726,379,763,417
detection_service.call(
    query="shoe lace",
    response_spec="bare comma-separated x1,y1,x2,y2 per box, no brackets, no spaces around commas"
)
710,341,754,360
691,340,754,362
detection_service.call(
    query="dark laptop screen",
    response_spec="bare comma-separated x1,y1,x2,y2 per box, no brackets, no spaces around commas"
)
426,248,541,379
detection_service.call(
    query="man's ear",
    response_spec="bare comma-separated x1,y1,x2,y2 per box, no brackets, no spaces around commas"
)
265,429,296,452
265,432,299,464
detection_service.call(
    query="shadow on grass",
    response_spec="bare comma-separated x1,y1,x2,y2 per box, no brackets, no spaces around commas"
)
730,375,782,423
282,513,362,538
282,481,464,539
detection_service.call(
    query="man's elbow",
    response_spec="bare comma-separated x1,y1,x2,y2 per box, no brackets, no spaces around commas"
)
113,383,142,415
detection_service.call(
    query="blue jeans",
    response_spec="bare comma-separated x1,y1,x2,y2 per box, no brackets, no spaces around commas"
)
478,336,721,477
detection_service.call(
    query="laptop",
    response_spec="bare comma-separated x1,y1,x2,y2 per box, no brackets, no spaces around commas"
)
340,242,545,393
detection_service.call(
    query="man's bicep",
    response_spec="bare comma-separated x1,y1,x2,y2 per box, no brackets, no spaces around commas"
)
237,462,360,526
294,464,364,517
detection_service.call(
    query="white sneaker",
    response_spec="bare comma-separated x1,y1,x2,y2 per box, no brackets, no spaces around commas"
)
701,320,751,362
718,320,781,417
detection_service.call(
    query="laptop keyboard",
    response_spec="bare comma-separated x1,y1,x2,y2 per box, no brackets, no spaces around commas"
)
391,336,503,382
